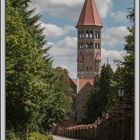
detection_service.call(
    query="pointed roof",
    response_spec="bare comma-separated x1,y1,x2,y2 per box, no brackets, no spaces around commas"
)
72,79,94,91
76,0,103,28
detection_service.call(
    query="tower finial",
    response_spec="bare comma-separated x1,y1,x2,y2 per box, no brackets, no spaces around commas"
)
76,0,103,28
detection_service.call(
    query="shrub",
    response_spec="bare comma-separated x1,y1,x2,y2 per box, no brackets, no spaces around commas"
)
28,132,49,140
6,130,20,140
47,133,53,140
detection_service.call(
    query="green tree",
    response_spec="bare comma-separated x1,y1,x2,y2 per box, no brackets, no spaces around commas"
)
6,0,71,138
106,66,125,112
10,0,46,51
38,68,71,132
85,76,100,123
98,64,114,113
85,64,114,123
106,7,135,111
6,0,49,134
123,8,135,92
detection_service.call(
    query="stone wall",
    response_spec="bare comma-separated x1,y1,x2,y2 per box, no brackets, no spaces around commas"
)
96,95,134,140
54,94,134,140
57,124,97,140
76,83,92,122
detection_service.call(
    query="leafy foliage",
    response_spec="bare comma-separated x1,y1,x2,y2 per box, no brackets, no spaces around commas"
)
28,132,53,140
106,66,124,112
123,24,135,91
85,64,114,123
6,0,71,139
112,8,135,93
106,8,135,111
10,0,46,50
6,130,20,140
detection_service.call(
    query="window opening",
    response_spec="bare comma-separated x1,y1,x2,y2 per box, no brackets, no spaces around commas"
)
90,31,93,38
86,43,89,48
79,31,82,39
90,43,93,48
81,31,84,38
86,31,89,38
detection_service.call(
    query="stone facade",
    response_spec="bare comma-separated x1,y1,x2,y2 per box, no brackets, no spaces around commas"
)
77,26,102,79
76,0,103,79
72,79,94,122
76,83,93,122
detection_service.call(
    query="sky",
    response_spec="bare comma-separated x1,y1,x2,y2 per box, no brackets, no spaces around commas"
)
30,0,133,78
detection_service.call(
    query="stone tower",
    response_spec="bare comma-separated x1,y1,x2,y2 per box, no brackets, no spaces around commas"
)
76,0,103,79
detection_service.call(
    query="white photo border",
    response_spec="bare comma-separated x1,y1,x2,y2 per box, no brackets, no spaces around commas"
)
1,0,5,139
135,0,140,140
0,0,139,140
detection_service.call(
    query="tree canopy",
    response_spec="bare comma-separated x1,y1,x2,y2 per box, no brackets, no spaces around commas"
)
6,0,71,138
123,9,135,92
85,64,114,123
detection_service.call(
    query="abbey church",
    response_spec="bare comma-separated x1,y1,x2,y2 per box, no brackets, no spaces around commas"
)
71,0,103,122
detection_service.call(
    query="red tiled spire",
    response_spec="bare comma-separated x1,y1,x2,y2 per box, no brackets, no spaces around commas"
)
76,0,103,28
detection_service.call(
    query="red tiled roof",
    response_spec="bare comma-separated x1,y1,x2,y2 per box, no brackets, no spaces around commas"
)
76,0,103,28
72,78,94,91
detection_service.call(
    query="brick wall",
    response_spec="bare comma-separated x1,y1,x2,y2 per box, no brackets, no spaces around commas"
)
54,94,134,140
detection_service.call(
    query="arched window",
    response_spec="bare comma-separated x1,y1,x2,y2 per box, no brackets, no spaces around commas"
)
81,31,84,38
81,43,84,49
86,67,89,71
90,43,93,48
79,43,81,49
95,31,100,38
85,43,89,48
98,43,100,49
79,31,81,39
95,43,98,49
98,31,100,38
86,31,89,38
89,31,93,38
95,31,98,38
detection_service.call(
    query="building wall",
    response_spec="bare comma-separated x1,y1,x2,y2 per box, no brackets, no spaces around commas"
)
76,83,92,122
77,25,102,79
